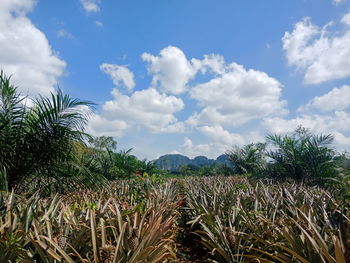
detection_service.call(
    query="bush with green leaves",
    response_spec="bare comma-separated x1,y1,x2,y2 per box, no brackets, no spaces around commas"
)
227,143,266,176
266,127,339,185
86,136,160,180
0,71,102,193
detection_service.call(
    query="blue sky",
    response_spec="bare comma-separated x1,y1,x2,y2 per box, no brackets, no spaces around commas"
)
1,0,350,159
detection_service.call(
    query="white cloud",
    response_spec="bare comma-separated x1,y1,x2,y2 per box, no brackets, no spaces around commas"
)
283,16,350,84
94,46,287,141
198,125,244,146
342,13,350,25
333,132,350,149
57,29,74,39
80,0,101,13
142,46,197,95
179,110,350,158
175,126,264,159
182,138,215,158
0,0,34,16
333,0,346,4
94,88,184,134
141,46,286,129
188,62,287,127
263,82,350,152
0,0,66,96
178,137,221,159
192,54,226,75
87,114,129,137
264,111,350,134
77,104,128,137
100,64,136,92
159,122,187,133
198,125,264,146
142,48,229,95
263,111,350,150
95,21,103,27
298,85,350,112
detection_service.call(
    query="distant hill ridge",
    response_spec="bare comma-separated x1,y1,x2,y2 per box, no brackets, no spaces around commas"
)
154,154,232,172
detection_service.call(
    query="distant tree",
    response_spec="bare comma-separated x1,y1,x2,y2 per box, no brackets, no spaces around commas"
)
179,164,199,176
87,136,161,179
138,160,159,175
89,135,117,151
266,127,338,185
214,164,235,177
227,143,266,175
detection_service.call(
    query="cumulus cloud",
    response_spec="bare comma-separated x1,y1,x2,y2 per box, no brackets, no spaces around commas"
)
263,111,350,150
188,62,287,127
140,46,286,131
192,54,226,75
198,126,246,146
159,122,187,133
80,0,101,13
175,126,264,158
0,0,66,96
282,15,350,84
91,88,184,134
94,46,288,140
141,46,286,129
142,47,230,95
342,13,350,25
100,64,136,92
76,104,129,137
180,110,350,158
265,83,350,152
198,125,264,146
298,85,350,112
87,114,130,137
177,137,218,159
142,46,197,95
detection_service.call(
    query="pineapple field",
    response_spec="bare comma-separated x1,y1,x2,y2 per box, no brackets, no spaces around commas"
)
2,0,350,261
1,176,349,262
1,71,350,262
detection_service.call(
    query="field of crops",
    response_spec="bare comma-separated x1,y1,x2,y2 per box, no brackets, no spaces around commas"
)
1,176,349,263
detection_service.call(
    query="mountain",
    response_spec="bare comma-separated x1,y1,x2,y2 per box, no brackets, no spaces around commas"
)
193,156,215,167
216,154,232,166
154,154,191,172
154,154,232,172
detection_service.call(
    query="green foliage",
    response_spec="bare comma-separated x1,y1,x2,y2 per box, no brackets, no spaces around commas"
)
179,163,235,177
0,71,101,193
86,136,161,180
0,167,8,191
224,127,345,187
266,127,339,185
227,143,266,175
89,135,117,151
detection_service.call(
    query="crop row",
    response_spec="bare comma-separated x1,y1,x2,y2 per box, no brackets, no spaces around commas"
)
1,177,349,262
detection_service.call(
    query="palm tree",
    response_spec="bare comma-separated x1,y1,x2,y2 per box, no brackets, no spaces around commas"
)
266,127,338,184
87,136,145,179
0,70,100,192
227,143,266,175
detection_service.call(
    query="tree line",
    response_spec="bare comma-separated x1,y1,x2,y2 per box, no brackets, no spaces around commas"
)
1,71,349,195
